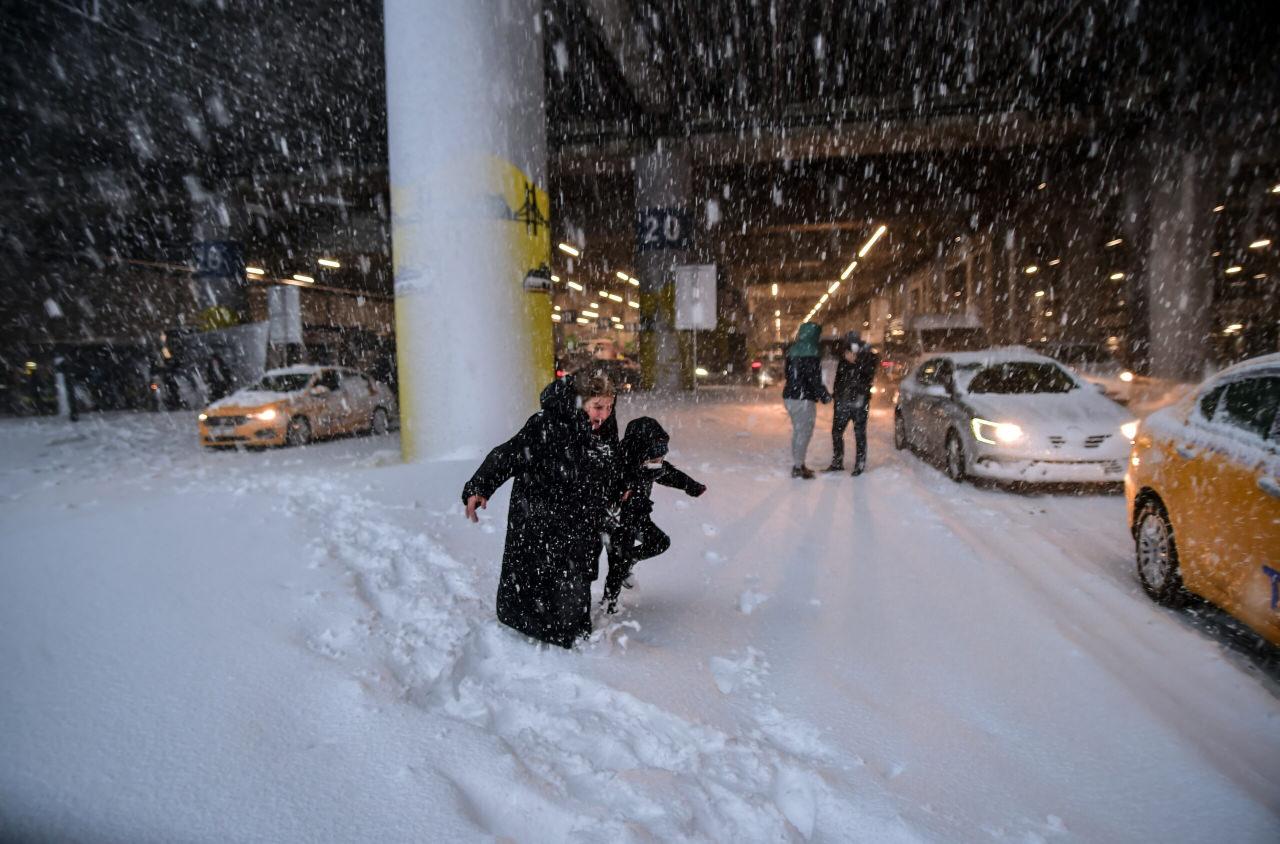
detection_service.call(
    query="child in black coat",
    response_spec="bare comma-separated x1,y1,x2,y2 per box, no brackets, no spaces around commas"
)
603,416,706,613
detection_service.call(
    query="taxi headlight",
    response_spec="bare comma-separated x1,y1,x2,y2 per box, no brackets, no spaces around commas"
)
253,408,278,421
198,413,208,421
1120,420,1139,441
972,417,1024,445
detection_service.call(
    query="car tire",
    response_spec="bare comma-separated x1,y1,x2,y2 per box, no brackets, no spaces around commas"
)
944,429,966,483
370,407,389,436
1134,499,1188,607
286,416,311,447
893,411,907,451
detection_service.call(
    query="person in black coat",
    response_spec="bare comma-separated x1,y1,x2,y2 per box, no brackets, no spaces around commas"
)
602,416,706,614
825,331,880,475
462,371,619,648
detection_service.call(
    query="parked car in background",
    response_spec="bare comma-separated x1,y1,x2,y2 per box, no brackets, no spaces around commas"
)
1126,353,1280,646
199,365,397,448
894,347,1136,484
1034,341,1135,404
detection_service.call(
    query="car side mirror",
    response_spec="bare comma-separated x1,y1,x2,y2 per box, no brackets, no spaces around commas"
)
310,385,330,396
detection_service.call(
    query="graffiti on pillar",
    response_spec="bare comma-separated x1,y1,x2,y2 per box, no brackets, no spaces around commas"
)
484,178,550,238
636,207,692,251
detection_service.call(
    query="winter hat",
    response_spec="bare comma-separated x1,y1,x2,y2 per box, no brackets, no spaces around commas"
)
845,330,862,350
622,416,670,463
787,322,822,358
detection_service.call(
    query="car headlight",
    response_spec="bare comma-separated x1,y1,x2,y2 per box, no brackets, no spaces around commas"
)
1120,420,1139,440
1119,370,1134,383
971,417,1024,445
198,413,208,421
253,408,278,421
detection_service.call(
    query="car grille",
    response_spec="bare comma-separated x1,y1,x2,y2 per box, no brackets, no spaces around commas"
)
206,415,248,428
1047,434,1111,449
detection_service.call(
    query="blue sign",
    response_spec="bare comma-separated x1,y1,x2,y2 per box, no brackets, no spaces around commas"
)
636,207,691,252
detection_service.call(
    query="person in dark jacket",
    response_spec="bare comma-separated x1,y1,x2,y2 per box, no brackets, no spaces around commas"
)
462,371,619,649
602,416,706,614
782,322,831,479
825,331,880,475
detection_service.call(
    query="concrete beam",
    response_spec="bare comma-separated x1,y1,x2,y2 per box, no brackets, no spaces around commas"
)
580,0,669,114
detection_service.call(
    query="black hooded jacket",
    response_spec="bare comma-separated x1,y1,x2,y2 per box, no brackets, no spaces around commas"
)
615,417,705,522
833,337,880,405
461,376,619,648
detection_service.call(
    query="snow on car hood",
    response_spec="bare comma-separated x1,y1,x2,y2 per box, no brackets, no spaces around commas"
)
207,389,298,410
963,389,1130,434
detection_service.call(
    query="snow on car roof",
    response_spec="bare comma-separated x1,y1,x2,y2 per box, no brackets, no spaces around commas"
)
937,346,1059,367
1209,351,1280,382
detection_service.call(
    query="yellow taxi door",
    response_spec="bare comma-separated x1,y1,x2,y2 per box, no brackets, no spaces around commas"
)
1146,402,1219,595
1199,376,1280,644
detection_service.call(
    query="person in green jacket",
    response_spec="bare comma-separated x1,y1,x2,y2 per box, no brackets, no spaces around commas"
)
781,322,831,479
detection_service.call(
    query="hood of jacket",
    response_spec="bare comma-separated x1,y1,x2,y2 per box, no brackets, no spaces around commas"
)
621,416,670,464
787,322,822,358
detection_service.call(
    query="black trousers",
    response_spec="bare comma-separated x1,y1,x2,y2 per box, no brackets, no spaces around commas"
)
831,398,869,469
604,516,671,600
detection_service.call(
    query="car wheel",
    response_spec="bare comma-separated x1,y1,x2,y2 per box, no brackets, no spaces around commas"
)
893,411,907,451
944,430,966,483
286,416,311,447
1135,499,1188,607
370,407,389,436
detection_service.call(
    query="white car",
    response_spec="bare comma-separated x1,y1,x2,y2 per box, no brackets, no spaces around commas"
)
894,347,1137,484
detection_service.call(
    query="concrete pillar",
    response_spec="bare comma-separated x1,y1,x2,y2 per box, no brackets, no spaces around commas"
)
384,0,553,461
635,140,691,391
1143,143,1214,381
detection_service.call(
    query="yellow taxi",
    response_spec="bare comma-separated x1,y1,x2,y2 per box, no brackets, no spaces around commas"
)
1126,353,1280,646
199,365,396,448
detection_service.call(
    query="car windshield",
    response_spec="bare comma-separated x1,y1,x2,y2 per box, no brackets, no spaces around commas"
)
253,373,313,392
966,362,1076,394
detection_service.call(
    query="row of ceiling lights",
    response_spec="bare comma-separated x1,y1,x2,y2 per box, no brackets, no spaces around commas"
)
551,241,641,327
244,257,342,286
795,224,887,327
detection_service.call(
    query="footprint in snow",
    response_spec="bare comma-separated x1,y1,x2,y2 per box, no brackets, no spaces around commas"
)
704,550,725,564
701,523,718,537
739,589,769,614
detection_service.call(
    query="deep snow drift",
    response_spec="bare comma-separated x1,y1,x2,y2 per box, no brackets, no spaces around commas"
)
2,392,1278,842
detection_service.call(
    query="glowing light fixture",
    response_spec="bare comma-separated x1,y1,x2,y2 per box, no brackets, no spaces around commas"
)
629,277,640,287
550,274,560,282
292,274,315,283
628,300,640,309
1225,266,1243,274
839,260,858,280
318,258,341,268
1025,265,1039,275
582,309,599,318
1110,272,1125,280
557,242,580,257
576,317,590,324
245,266,266,276
857,224,887,258
1213,204,1225,212
771,283,779,296
1048,258,1061,266
552,314,562,322
616,271,630,281
566,281,584,291
1119,371,1135,383
1037,182,1047,190
253,408,278,421
1271,185,1280,194
1105,238,1123,247
607,293,623,302
1034,290,1046,298
828,281,841,294
1249,238,1271,249
1224,322,1243,333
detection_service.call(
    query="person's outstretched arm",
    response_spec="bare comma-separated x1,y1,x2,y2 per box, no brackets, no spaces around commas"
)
656,461,706,497
461,416,538,521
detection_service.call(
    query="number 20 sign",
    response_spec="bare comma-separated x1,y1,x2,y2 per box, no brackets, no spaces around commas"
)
636,207,691,252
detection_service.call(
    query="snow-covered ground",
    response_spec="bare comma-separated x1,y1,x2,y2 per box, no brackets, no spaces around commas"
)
2,392,1278,843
